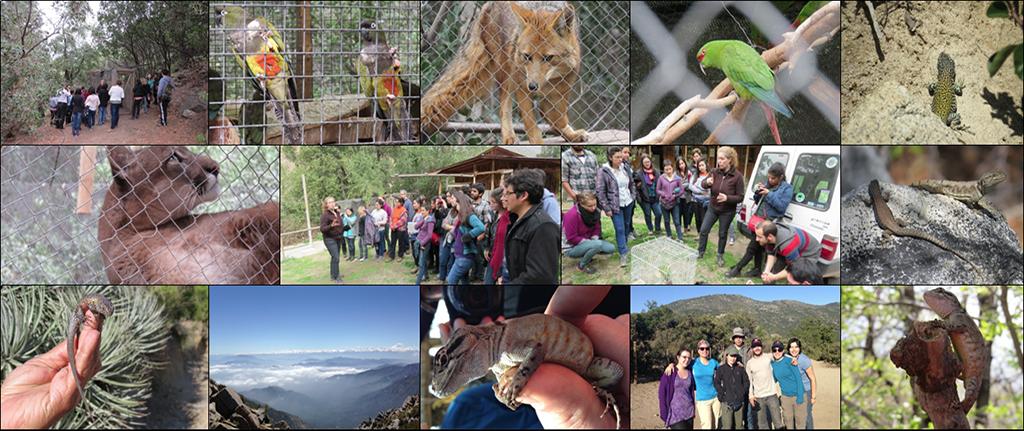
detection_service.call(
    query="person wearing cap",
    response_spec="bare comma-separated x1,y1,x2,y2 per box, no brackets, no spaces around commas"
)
713,351,749,429
659,348,697,429
720,327,750,365
746,337,783,429
691,339,720,429
788,338,817,429
770,340,807,429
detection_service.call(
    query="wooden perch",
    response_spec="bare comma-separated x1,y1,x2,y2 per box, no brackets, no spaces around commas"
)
890,320,970,429
634,0,840,145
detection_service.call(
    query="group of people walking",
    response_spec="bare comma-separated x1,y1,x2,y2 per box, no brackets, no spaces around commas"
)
659,328,818,430
48,70,174,136
319,169,561,285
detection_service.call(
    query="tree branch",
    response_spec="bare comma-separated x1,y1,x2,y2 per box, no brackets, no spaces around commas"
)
1000,286,1024,371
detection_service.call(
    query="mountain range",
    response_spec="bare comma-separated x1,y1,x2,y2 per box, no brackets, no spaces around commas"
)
661,294,839,336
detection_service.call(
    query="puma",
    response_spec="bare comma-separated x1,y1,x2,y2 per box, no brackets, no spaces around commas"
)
98,146,280,284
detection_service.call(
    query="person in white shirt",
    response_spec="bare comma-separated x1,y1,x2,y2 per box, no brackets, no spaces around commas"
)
84,88,99,129
370,199,389,260
108,80,125,130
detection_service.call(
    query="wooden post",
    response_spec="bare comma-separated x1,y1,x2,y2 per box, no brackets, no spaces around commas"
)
296,1,314,99
302,174,313,244
75,146,97,215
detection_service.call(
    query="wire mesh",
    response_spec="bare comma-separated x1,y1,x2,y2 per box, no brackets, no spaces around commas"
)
209,1,420,145
1,145,280,285
630,1,840,145
421,1,630,145
630,236,697,284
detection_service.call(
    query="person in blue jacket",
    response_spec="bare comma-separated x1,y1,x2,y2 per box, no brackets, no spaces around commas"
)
728,162,793,278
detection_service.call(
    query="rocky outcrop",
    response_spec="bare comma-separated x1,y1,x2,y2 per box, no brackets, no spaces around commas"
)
358,396,419,430
209,379,298,429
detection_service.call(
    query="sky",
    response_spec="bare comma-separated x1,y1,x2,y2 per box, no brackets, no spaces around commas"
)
210,285,419,355
38,1,101,43
630,285,840,313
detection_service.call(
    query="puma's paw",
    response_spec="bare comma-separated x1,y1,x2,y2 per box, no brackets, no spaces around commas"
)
502,132,519,145
563,128,589,143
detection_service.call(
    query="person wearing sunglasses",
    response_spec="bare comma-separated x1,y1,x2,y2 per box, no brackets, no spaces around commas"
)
770,340,807,429
746,337,783,429
691,340,720,429
659,348,697,429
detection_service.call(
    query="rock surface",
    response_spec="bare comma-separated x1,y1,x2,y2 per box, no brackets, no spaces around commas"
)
842,181,1024,284
358,396,419,429
209,379,294,429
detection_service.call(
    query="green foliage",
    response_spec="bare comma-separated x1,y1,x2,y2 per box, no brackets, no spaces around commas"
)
985,1,1023,80
0,286,169,429
95,1,207,72
791,316,840,364
1,1,66,139
151,286,209,322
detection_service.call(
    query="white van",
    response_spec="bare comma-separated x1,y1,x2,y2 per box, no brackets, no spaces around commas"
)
735,146,841,282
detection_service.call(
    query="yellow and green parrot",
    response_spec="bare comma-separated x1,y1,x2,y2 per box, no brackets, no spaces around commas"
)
697,40,792,145
357,20,407,143
215,5,303,144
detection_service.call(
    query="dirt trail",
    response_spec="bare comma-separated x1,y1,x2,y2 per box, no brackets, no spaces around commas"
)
841,1,1023,144
142,320,208,429
630,360,839,429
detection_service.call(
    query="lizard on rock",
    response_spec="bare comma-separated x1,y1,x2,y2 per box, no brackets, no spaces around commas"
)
429,313,624,428
912,171,1006,221
923,287,989,414
928,52,964,128
867,180,973,266
67,293,114,401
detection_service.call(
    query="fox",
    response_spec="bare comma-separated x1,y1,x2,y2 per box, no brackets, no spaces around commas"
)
422,1,588,145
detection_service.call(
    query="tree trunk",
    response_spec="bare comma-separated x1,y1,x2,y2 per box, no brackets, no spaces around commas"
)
973,289,996,428
891,320,970,429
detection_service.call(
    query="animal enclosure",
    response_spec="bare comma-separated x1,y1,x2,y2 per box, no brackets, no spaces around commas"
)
630,236,698,284
421,0,630,145
0,146,279,284
209,1,420,144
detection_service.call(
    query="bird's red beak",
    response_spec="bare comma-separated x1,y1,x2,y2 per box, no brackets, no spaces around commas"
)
697,50,706,75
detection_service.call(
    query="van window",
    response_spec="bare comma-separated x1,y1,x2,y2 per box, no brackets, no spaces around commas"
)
750,152,790,190
790,153,839,211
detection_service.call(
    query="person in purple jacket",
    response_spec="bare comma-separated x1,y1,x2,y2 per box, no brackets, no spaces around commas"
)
660,347,697,429
562,192,616,274
657,160,687,241
414,198,436,284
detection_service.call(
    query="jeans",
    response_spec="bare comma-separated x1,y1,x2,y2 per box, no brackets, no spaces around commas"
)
340,233,349,256
345,237,356,259
446,255,474,286
324,237,341,281
682,197,693,229
753,395,782,430
806,398,814,429
416,242,432,284
97,105,106,125
410,233,420,262
735,238,765,273
438,241,454,280
695,397,720,429
359,241,369,259
698,206,736,256
565,239,616,267
376,231,387,257
611,208,628,256
623,200,636,237
110,102,121,129
389,229,408,258
662,203,683,239
71,112,82,136
132,98,143,119
144,95,150,112
86,110,95,128
691,198,708,235
483,262,508,284
721,403,744,429
638,199,662,234
669,418,694,429
780,395,807,430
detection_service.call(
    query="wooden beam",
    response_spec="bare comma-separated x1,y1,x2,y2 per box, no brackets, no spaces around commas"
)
297,1,314,99
75,146,97,215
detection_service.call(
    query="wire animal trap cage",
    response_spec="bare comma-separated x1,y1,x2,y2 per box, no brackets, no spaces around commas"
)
1,145,280,285
209,1,420,145
421,0,630,145
630,236,698,284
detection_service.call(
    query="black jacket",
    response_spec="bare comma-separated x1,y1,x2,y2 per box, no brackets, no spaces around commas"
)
713,362,750,410
504,204,559,285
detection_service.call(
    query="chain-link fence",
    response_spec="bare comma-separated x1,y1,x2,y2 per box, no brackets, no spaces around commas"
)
209,1,419,145
630,1,840,145
421,1,629,145
1,145,280,285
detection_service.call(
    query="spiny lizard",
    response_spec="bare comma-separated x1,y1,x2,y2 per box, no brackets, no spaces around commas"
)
429,313,624,428
867,180,973,265
912,171,1006,221
928,52,965,128
67,293,114,401
922,287,989,414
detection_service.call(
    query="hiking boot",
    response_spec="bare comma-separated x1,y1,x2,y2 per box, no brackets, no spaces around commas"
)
744,267,762,278
716,254,725,267
577,263,597,275
619,254,629,268
726,266,742,278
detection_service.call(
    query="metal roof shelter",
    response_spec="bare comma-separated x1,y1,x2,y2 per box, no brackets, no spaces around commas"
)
395,146,560,195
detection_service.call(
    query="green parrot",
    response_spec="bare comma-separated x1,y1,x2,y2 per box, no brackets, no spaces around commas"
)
697,40,792,145
357,20,407,142
215,5,303,144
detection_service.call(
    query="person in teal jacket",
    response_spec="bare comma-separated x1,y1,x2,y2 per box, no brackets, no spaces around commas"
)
342,207,358,261
770,340,805,429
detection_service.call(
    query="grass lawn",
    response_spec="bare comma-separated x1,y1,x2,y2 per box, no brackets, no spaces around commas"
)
560,202,762,285
282,249,442,285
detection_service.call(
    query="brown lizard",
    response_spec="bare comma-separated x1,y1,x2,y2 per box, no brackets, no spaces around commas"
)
429,313,624,428
912,171,1006,221
867,180,973,265
67,293,114,401
923,287,989,414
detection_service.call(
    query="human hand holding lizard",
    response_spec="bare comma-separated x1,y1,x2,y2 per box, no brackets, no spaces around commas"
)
0,313,104,429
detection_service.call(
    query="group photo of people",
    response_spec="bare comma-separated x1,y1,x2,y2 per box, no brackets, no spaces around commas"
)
561,145,840,285
631,286,841,429
280,146,562,285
